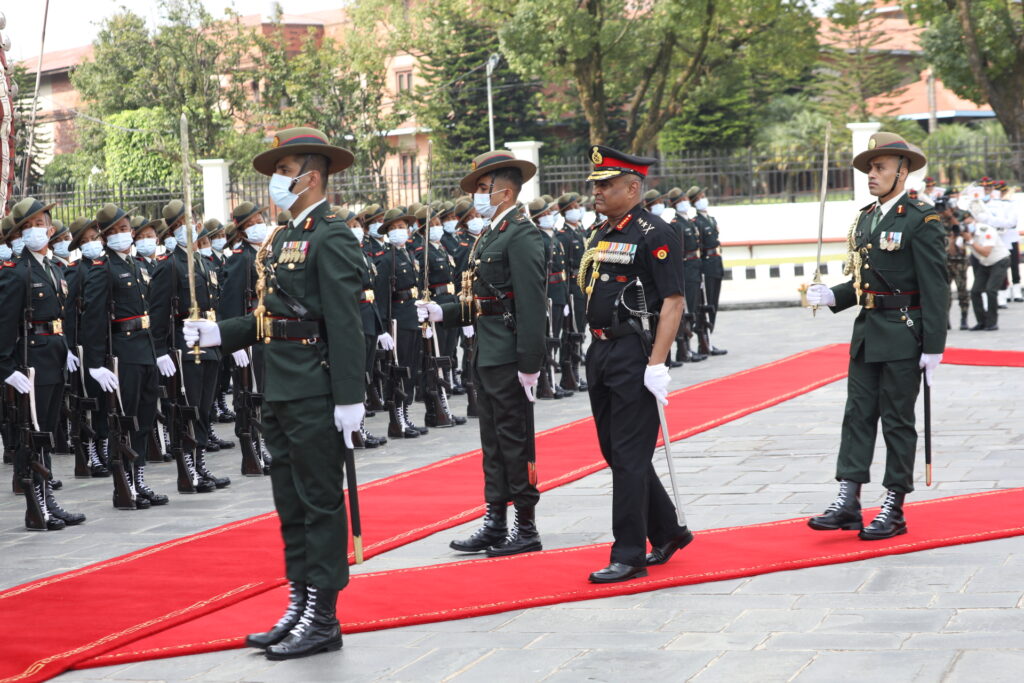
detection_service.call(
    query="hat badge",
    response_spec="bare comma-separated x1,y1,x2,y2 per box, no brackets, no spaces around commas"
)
591,147,603,165
271,136,280,148
471,160,478,171
868,138,876,150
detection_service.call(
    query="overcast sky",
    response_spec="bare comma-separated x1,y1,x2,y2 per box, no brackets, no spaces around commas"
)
3,1,348,63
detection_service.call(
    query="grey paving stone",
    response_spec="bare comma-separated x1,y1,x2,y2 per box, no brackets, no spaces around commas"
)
451,648,581,682
528,631,677,650
794,650,957,682
691,651,814,682
858,565,977,593
903,631,1024,650
723,608,828,633
734,566,874,594
664,631,769,651
763,632,906,650
498,607,681,633
946,651,1024,683
943,608,1024,631
544,649,714,683
816,608,955,634
382,647,496,682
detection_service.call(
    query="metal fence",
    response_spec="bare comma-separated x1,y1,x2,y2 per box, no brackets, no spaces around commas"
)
923,140,1024,188
26,177,203,224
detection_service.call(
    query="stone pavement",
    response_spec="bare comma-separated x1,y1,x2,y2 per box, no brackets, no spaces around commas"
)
3,300,1022,682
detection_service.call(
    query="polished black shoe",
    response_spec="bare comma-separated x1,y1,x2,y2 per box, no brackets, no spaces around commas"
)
588,562,647,584
645,528,694,566
51,478,62,490
45,481,86,526
969,323,986,331
709,346,728,356
577,380,588,391
265,586,343,660
486,505,542,557
450,503,507,553
208,426,235,450
808,480,862,531
405,412,428,435
859,490,907,540
984,324,999,331
246,581,306,649
195,449,231,488
553,385,573,399
665,358,683,368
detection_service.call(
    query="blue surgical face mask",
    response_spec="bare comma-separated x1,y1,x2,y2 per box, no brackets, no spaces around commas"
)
675,200,691,214
368,222,383,237
0,244,12,261
53,240,71,259
173,224,195,246
199,246,213,257
564,208,583,223
245,223,268,244
349,226,364,243
106,232,134,253
12,237,25,256
538,214,555,229
81,240,104,260
443,219,457,234
163,236,178,252
650,203,665,216
388,228,409,245
695,197,710,211
467,217,485,235
269,172,310,210
22,227,50,252
473,191,501,219
135,237,157,257
212,237,227,251
429,226,444,242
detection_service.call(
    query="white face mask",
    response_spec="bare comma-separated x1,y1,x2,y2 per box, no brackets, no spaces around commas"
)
212,237,227,251
245,223,268,244
268,172,310,210
948,198,958,209
649,203,665,216
81,240,104,260
538,214,555,229
12,237,25,256
473,191,501,219
0,244,12,260
467,217,485,235
368,222,383,237
388,228,409,245
53,240,71,259
564,208,583,223
429,226,444,242
106,232,134,253
173,224,195,247
199,246,213,257
675,200,691,214
22,227,50,252
991,190,1002,200
443,219,458,234
695,197,709,211
349,226,364,243
135,237,157,257
163,236,178,252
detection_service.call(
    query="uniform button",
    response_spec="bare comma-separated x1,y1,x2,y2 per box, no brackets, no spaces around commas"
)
863,282,870,288
287,263,295,270
867,244,873,250
864,264,870,269
901,315,907,321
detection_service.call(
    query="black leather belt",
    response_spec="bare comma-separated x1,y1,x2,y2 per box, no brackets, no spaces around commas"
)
30,320,64,336
177,310,217,321
392,287,419,303
474,294,514,317
702,249,719,257
112,314,150,332
591,321,639,342
859,290,921,310
548,273,566,284
266,317,323,342
429,282,455,295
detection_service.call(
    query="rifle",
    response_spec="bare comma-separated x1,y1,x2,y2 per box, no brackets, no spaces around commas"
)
70,344,98,478
147,385,169,463
560,294,582,391
694,275,715,355
167,349,203,492
105,355,141,510
366,349,387,412
235,348,266,477
537,299,558,400
385,319,411,434
460,333,479,418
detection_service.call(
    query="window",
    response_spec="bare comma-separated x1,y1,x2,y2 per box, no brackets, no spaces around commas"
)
396,70,413,93
400,154,417,186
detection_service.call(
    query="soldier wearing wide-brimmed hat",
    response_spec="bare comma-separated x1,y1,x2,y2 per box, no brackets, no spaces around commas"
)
417,149,547,560
663,187,706,364
553,191,588,391
528,195,573,400
0,197,87,530
195,217,236,433
184,126,365,661
804,131,945,542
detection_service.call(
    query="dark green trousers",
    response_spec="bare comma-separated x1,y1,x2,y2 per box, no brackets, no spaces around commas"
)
475,362,540,508
836,350,921,493
263,394,349,590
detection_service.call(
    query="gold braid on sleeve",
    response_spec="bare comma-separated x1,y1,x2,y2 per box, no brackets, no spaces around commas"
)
253,224,287,340
842,215,864,301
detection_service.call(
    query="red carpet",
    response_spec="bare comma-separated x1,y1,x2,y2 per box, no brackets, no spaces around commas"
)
1,344,1020,681
78,487,1024,668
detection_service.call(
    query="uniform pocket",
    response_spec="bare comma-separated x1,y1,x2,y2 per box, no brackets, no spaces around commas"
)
276,262,307,298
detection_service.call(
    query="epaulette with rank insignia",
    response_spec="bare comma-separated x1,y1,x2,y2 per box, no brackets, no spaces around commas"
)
860,202,876,213
157,254,170,261
2,260,13,267
91,259,105,265
232,247,243,254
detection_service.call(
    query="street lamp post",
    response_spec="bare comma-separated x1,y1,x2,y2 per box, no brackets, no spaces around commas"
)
486,53,500,151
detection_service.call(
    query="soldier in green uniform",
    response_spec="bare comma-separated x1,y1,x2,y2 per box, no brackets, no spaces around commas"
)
133,218,161,282
935,195,971,330
185,127,365,660
200,219,235,426
418,151,547,557
805,132,946,541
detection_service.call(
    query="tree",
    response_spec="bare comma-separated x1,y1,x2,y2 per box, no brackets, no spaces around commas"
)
103,108,178,187
492,0,818,154
816,0,913,125
11,65,49,191
908,0,1024,173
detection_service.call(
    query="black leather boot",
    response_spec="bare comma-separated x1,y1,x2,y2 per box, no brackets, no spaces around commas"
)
134,463,169,506
450,503,508,552
439,392,467,426
859,489,907,540
959,313,969,330
86,439,110,477
215,394,236,423
388,404,419,438
264,585,343,660
45,480,86,525
246,581,306,649
208,425,235,451
26,477,65,531
486,505,542,557
645,527,694,566
404,402,428,435
675,341,691,363
179,450,216,493
808,480,862,531
195,448,230,488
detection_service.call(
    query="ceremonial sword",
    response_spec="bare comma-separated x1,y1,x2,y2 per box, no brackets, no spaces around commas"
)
799,121,832,316
180,113,202,364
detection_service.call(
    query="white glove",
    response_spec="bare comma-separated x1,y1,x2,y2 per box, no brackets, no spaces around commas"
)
334,403,366,449
563,304,570,317
415,300,443,323
919,352,943,387
66,351,80,372
644,364,671,406
232,349,250,367
805,283,836,307
377,332,395,350
183,319,221,348
4,370,31,395
155,354,177,377
517,370,539,403
88,367,119,392
461,325,475,339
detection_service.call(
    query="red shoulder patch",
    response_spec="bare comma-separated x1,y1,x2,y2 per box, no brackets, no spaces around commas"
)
91,259,106,265
157,254,170,261
232,248,243,254
1,261,12,267
651,244,670,260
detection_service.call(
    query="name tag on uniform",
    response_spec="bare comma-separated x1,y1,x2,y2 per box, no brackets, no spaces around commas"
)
594,241,637,264
281,241,310,263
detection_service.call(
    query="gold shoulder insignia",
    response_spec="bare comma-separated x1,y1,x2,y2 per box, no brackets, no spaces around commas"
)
916,201,927,208
924,214,940,223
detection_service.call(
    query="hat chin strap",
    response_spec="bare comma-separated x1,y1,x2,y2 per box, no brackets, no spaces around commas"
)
886,156,905,198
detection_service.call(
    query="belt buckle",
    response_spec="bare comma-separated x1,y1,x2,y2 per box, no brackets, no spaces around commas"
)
52,319,63,335
446,283,454,295
205,310,217,322
410,286,419,299
864,292,875,309
140,314,150,330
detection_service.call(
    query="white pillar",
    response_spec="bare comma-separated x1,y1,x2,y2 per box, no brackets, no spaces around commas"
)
505,140,544,203
847,122,881,207
198,158,231,223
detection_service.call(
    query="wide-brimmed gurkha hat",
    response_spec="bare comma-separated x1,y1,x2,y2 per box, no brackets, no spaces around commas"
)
232,201,265,227
95,203,130,233
527,197,555,216
642,189,662,205
852,132,927,174
556,192,581,211
587,145,657,182
379,208,415,233
276,210,292,226
198,218,224,241
161,200,198,229
686,185,707,201
460,150,537,193
152,219,173,240
11,197,57,232
49,221,70,244
252,127,354,177
68,217,97,250
1,214,13,241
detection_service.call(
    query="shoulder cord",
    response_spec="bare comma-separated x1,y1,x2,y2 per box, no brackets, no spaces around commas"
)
253,224,288,339
842,214,864,301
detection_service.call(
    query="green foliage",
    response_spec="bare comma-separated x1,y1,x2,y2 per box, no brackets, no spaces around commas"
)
103,108,177,187
11,65,48,189
40,150,99,186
